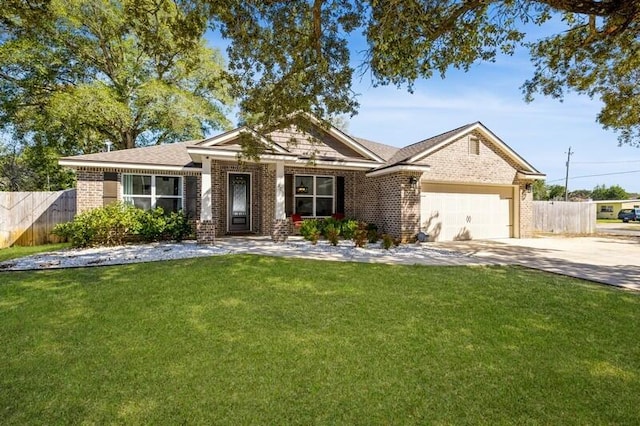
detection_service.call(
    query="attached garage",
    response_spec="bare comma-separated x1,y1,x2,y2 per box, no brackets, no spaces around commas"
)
420,183,517,241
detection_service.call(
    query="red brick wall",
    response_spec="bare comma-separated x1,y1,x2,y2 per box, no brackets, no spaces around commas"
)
76,169,104,213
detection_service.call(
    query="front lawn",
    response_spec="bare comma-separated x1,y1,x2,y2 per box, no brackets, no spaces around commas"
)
1,256,639,424
0,242,70,262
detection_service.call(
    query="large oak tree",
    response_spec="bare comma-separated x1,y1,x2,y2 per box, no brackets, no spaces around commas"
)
207,0,640,145
1,0,233,154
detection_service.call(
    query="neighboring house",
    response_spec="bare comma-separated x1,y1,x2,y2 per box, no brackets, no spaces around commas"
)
595,199,640,219
59,113,545,242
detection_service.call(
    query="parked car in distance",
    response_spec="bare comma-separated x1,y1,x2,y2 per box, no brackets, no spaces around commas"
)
617,208,640,222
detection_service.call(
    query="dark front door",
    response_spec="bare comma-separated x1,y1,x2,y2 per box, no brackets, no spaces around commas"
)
228,173,250,232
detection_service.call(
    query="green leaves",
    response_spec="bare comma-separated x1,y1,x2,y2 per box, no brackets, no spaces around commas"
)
4,0,640,161
590,184,628,201
207,0,640,146
523,12,640,146
214,1,361,126
1,0,232,154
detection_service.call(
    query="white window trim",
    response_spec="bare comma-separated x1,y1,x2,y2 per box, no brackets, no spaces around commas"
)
293,174,335,217
122,174,184,212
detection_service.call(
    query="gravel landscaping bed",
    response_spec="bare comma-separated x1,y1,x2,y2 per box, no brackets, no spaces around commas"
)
0,238,469,271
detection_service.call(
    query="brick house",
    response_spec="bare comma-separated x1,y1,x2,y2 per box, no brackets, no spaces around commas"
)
59,113,544,242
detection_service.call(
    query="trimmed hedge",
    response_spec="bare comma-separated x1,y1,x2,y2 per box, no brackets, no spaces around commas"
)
53,203,192,248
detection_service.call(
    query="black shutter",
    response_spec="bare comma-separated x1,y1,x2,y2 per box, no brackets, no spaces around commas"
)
336,176,345,215
285,174,293,216
103,172,118,206
185,176,198,219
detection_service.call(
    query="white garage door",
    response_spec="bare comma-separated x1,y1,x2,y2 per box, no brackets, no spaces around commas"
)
420,185,513,241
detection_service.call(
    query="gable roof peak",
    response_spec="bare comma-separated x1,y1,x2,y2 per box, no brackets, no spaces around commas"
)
383,120,541,175
386,122,478,165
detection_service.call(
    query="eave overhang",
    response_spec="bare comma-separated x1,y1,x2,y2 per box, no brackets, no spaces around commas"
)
58,159,200,172
187,147,299,164
516,171,546,180
365,164,431,177
294,158,380,171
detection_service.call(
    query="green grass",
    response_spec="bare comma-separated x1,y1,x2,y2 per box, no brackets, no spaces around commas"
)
1,256,639,424
0,243,70,262
597,218,640,226
597,218,621,224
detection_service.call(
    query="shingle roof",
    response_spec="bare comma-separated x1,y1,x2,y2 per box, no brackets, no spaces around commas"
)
59,119,541,175
352,137,399,162
60,140,202,167
386,122,478,165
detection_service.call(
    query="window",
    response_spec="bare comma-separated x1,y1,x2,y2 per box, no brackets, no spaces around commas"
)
294,175,334,217
600,205,613,213
469,136,480,155
123,174,183,213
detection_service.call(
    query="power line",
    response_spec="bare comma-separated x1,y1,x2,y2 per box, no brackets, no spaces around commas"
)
573,159,640,165
547,169,640,183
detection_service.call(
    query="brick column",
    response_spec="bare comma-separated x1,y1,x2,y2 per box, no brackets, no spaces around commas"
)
197,220,216,244
400,172,423,242
271,218,289,243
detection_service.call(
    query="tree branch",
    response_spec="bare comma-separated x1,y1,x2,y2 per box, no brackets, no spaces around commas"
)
535,0,631,17
313,0,323,56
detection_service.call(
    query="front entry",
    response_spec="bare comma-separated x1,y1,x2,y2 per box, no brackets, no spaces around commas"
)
228,173,251,232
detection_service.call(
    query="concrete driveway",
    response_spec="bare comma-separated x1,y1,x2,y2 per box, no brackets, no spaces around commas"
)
596,222,640,238
433,236,640,291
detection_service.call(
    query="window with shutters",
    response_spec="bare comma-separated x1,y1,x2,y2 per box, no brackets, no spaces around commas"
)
122,174,183,213
293,175,334,217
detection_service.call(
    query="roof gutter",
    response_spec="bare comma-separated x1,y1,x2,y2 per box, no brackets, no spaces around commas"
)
516,171,546,180
293,158,379,171
58,159,201,172
366,164,431,177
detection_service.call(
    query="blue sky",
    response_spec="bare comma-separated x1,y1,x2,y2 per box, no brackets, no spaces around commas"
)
346,58,640,194
209,18,640,194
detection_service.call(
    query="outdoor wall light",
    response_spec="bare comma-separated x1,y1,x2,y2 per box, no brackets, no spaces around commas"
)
525,183,533,192
408,176,418,189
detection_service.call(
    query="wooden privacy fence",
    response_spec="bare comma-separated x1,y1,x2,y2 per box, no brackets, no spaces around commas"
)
0,189,76,248
533,201,596,235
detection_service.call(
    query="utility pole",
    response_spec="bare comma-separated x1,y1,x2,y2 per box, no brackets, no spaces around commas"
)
564,146,573,201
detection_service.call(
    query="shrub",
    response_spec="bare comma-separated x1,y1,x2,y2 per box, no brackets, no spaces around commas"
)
165,211,192,242
352,222,368,248
136,207,167,242
53,203,192,247
381,233,394,250
366,223,379,243
53,202,138,247
340,219,358,240
300,219,320,242
325,223,340,246
320,217,342,239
